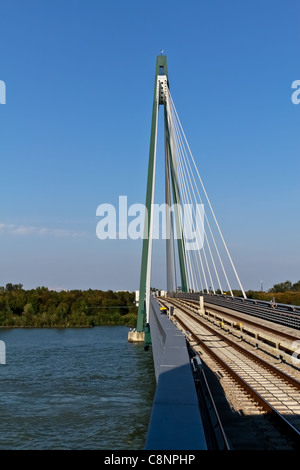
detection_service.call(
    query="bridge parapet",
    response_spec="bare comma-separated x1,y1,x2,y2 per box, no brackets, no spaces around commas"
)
145,295,207,450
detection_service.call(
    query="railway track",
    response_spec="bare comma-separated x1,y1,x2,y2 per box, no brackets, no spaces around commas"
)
172,292,300,330
161,297,300,449
175,297,300,370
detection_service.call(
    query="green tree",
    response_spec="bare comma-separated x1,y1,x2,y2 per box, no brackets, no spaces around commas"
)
22,303,35,326
292,280,300,292
270,280,292,293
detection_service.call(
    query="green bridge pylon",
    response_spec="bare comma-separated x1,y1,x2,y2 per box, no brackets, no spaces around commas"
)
135,55,188,347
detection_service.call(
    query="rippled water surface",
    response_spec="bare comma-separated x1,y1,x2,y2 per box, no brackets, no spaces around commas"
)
0,326,156,449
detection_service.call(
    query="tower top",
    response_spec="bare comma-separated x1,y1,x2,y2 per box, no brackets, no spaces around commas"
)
155,55,168,80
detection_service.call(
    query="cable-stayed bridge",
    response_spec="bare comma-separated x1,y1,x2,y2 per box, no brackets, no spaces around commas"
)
129,55,246,344
128,56,300,451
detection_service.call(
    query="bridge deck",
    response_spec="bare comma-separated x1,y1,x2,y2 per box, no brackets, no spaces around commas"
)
144,296,207,450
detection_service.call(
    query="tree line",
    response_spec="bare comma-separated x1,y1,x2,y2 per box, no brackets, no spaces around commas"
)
0,285,137,328
1,278,299,328
269,280,300,293
232,279,300,306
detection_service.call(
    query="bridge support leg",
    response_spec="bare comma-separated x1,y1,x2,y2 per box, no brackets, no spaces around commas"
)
128,323,151,346
128,330,145,342
136,56,168,340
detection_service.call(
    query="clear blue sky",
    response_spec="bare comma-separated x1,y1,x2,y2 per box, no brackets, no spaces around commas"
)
0,0,299,293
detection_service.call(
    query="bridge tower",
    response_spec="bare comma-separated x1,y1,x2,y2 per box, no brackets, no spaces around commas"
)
128,55,246,345
129,55,188,345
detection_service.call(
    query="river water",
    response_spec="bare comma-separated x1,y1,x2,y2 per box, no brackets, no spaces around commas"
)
0,326,156,450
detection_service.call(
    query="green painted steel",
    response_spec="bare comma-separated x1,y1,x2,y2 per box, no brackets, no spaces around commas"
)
169,155,188,292
137,56,168,333
164,107,188,292
136,55,188,339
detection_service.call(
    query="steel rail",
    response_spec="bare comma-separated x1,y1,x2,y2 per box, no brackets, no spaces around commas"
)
165,299,300,446
177,297,300,349
188,345,231,450
171,292,300,329
170,298,300,388
203,295,300,328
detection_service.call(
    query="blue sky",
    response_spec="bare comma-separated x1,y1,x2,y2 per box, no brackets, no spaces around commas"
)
0,0,299,293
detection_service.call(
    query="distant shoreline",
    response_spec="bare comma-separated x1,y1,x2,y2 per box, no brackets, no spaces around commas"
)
0,323,133,329
0,287,137,329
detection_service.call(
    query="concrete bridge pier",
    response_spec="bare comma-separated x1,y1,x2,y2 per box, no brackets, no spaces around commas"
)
128,329,145,342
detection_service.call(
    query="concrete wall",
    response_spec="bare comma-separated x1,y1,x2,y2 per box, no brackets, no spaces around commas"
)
144,296,208,450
